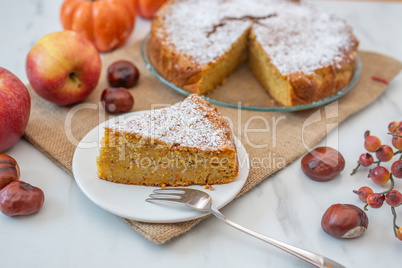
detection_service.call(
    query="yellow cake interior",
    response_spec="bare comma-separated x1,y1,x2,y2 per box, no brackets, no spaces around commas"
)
97,95,239,187
97,130,238,186
190,29,250,95
248,31,294,106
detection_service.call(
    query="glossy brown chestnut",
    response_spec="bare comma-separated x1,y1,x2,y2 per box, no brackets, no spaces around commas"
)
107,60,139,88
0,154,20,190
0,181,44,216
321,204,368,239
101,87,134,114
301,147,345,182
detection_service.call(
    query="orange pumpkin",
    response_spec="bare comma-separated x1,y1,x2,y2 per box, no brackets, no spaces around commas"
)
134,0,166,19
60,0,136,52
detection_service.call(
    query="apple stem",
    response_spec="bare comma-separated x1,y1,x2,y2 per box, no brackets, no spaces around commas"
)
69,73,82,88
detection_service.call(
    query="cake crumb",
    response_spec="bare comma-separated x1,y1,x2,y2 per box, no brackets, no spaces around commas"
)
204,185,215,191
160,184,166,189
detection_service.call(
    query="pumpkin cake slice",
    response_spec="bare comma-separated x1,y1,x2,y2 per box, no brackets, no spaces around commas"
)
96,94,239,186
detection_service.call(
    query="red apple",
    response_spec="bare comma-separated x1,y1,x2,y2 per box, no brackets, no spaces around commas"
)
0,68,31,152
26,31,101,106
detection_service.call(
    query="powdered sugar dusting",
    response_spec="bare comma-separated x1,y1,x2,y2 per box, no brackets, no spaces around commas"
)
155,0,357,74
157,0,277,65
254,3,356,74
109,95,234,151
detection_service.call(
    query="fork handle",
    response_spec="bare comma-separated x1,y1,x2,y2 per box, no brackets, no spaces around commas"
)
209,206,344,268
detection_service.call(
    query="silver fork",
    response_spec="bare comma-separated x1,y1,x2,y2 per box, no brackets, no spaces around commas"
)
146,188,345,268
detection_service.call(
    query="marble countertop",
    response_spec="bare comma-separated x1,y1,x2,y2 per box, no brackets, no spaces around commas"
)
1,1,401,267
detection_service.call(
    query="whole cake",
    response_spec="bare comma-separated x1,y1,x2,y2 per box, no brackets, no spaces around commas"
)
149,0,358,106
97,94,239,186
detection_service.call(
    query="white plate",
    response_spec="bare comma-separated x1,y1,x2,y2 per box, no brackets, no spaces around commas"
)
72,111,250,223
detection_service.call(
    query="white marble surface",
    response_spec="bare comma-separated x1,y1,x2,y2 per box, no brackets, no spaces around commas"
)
1,1,402,267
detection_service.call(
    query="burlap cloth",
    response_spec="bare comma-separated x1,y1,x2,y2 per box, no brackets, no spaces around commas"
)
24,40,402,244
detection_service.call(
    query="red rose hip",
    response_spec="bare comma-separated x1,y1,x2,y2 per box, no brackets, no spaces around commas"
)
397,227,402,241
367,193,385,208
369,166,390,185
391,160,402,178
364,131,381,152
392,134,402,150
385,190,402,207
375,145,394,162
359,153,373,167
353,186,374,202
389,121,399,132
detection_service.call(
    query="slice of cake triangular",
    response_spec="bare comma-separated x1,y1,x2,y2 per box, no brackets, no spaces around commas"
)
97,94,239,186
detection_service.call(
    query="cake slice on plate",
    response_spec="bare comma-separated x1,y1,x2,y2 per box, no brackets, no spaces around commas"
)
96,94,239,186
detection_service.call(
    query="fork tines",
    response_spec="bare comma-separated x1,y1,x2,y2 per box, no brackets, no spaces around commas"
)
152,188,187,194
146,188,187,203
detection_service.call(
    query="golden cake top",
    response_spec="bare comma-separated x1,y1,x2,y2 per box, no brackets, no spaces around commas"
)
154,0,357,74
109,95,236,151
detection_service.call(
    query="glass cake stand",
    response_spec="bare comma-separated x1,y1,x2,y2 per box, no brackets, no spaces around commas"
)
141,34,361,112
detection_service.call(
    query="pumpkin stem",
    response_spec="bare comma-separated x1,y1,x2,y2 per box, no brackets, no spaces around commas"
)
69,73,82,88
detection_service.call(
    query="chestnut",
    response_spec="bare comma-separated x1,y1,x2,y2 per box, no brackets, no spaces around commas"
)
321,204,368,239
0,181,45,216
0,154,20,190
107,60,140,88
101,87,134,114
301,147,345,182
